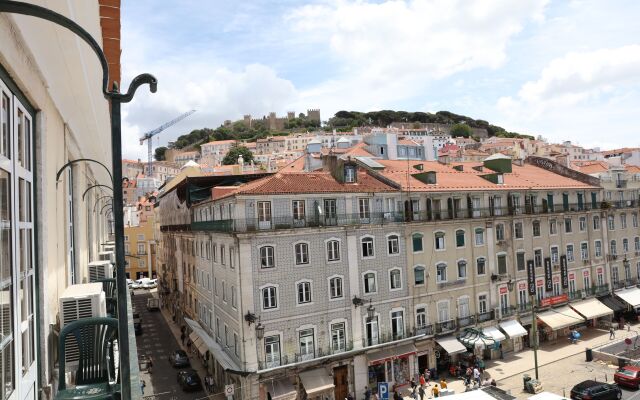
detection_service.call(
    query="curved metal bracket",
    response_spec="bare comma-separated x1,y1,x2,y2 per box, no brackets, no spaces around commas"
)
108,73,157,103
94,195,113,213
100,203,113,214
55,158,113,185
82,184,113,201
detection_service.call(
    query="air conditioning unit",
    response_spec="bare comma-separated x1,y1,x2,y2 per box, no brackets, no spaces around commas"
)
59,283,107,366
102,245,115,253
98,251,114,264
87,260,113,282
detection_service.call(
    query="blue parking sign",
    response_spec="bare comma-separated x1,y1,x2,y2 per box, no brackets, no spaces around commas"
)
378,382,389,400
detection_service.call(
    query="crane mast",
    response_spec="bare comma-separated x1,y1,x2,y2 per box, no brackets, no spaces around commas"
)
139,109,196,178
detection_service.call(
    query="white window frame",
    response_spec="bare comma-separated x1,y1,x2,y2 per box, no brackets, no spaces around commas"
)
389,268,402,291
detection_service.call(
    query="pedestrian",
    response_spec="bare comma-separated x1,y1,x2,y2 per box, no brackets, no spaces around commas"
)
419,373,426,388
473,367,481,386
347,393,354,400
411,387,418,400
439,379,447,389
490,379,497,387
424,369,431,386
610,326,615,340
364,386,371,400
393,391,401,400
431,384,440,398
147,356,153,374
418,384,425,400
410,377,417,391
465,367,472,386
140,379,146,395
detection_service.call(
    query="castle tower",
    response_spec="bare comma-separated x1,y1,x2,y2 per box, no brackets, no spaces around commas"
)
243,114,252,128
287,111,295,120
268,112,277,131
307,109,321,123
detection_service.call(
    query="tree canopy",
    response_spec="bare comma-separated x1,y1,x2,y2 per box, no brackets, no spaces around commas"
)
222,145,254,165
154,146,167,161
450,123,473,138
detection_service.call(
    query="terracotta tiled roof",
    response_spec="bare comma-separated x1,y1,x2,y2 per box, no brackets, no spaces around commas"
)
602,147,640,156
202,139,237,146
570,161,609,174
372,160,598,192
218,171,396,199
626,165,640,173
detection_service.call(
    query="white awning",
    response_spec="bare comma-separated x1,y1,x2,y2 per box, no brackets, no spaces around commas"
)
570,298,614,320
299,368,334,395
499,319,528,339
367,343,416,364
184,318,242,372
189,331,199,343
483,326,506,342
615,287,640,308
436,335,467,355
197,340,208,357
265,378,297,400
537,306,585,330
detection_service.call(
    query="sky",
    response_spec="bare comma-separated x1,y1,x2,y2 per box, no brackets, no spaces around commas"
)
120,0,640,160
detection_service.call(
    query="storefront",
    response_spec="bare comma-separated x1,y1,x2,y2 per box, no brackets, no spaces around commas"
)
299,368,335,400
416,339,435,376
536,305,586,342
598,294,629,325
458,328,496,360
570,298,613,329
366,344,416,390
482,326,506,359
264,377,297,400
435,335,468,373
498,319,527,352
615,287,640,313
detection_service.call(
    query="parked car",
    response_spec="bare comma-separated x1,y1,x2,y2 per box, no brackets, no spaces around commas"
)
177,369,202,392
130,280,142,289
146,297,160,311
570,380,622,399
142,279,157,289
169,349,190,368
615,365,640,389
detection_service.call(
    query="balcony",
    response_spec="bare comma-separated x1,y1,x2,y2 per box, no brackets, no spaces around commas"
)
414,324,435,337
457,315,475,328
477,310,495,322
568,290,584,301
435,319,457,334
593,284,610,296
500,306,517,318
517,303,532,314
616,180,628,189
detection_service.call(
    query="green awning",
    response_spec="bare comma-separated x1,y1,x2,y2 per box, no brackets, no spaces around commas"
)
458,328,496,350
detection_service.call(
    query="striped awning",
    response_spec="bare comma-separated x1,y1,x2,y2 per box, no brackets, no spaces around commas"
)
458,328,495,350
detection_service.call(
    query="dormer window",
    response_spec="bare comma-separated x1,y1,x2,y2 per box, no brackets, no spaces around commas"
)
496,173,504,184
345,165,356,183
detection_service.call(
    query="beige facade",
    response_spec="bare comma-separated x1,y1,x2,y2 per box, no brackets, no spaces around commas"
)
124,215,157,279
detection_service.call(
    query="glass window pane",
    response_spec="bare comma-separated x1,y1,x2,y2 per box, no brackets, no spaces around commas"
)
1,93,9,159
0,170,10,283
1,284,12,344
1,343,15,399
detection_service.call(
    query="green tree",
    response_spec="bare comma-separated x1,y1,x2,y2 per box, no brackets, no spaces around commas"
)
450,123,473,138
222,145,254,165
154,146,167,161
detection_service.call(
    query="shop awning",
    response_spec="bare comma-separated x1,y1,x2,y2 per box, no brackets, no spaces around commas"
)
615,287,640,308
458,328,495,350
499,319,528,339
189,331,199,343
598,295,627,313
197,340,208,356
436,335,467,355
184,318,242,373
537,306,585,330
570,298,613,320
299,368,334,396
193,336,203,349
483,326,506,342
367,343,416,364
265,378,297,400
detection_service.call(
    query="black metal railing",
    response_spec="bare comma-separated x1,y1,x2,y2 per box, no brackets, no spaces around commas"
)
435,319,456,334
457,315,475,328
477,310,495,322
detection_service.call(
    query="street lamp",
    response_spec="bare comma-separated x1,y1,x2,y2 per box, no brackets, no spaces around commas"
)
366,300,375,322
0,3,158,398
255,321,265,340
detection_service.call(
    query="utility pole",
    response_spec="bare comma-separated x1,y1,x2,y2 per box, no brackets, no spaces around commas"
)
530,294,539,379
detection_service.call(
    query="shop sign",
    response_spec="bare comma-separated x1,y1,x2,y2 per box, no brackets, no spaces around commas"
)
569,272,575,280
527,260,536,295
583,270,590,277
539,294,568,307
544,257,553,292
597,267,604,274
499,286,508,295
553,275,560,283
560,255,568,289
518,281,527,291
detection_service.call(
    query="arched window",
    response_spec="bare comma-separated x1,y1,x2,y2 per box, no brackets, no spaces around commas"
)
412,233,424,252
434,232,445,250
259,246,275,269
495,224,505,241
474,228,484,245
457,260,467,279
389,269,402,290
610,240,617,255
363,272,377,293
387,235,400,254
476,257,486,275
329,277,343,299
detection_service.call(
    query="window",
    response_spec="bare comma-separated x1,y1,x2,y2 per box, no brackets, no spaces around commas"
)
516,252,525,271
608,215,615,230
389,269,402,290
583,272,591,292
437,301,450,322
365,316,379,346
566,244,574,262
331,323,346,352
497,254,507,275
610,240,617,256
532,221,540,237
295,242,309,265
137,233,145,241
412,233,424,252
329,277,343,299
414,266,425,285
621,214,627,229
434,232,445,250
635,237,640,252
326,240,340,262
137,243,145,254
324,199,337,222
257,201,272,228
416,307,427,329
475,228,484,245
581,242,589,260
455,230,465,247
593,215,600,230
549,219,557,235
633,213,639,228
579,217,586,231
299,328,315,360
345,165,356,183
363,273,377,293
262,286,277,309
476,258,486,275
234,333,239,356
292,200,305,221
551,246,559,264
260,246,275,268
297,281,312,304
358,198,370,220
595,240,602,258
436,263,447,282
514,222,523,239
623,238,629,254
231,286,236,308
457,260,467,279
478,294,488,314
495,224,505,241
264,335,281,367
391,310,404,340
387,235,399,254
564,218,572,233
612,266,619,285
361,237,374,258
221,246,226,265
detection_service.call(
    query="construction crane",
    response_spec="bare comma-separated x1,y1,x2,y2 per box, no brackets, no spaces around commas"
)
139,110,196,176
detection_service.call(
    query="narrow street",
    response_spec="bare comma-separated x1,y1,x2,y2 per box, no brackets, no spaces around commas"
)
132,290,205,400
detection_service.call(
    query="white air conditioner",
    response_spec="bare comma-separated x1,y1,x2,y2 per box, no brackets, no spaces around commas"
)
98,251,115,264
87,260,113,282
58,283,107,366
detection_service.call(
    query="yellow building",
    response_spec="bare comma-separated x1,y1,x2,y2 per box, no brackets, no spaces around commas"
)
125,215,157,279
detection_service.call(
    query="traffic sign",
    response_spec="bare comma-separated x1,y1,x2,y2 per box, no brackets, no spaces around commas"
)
378,382,389,400
225,384,235,398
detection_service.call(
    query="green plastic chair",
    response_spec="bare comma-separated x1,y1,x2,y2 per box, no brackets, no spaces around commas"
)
56,317,120,400
96,279,117,318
